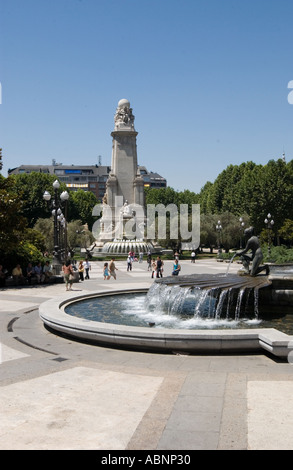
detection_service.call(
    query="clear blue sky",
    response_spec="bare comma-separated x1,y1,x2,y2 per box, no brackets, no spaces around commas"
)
1,0,293,192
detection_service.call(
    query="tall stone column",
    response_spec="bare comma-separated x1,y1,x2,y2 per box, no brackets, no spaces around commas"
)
105,98,145,216
97,99,146,245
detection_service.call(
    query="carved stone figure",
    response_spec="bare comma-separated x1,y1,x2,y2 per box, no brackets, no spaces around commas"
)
237,227,267,276
114,99,135,130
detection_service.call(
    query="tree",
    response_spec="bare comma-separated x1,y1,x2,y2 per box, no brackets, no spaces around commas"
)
0,178,45,270
34,218,54,253
278,219,293,247
68,190,98,229
10,172,68,227
0,177,27,254
67,220,95,252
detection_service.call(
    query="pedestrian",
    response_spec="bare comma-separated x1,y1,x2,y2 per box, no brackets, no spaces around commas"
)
172,259,181,276
109,258,118,280
103,262,110,280
191,251,196,263
78,260,84,281
147,252,152,271
83,258,91,279
62,260,74,291
127,254,132,271
151,258,156,278
156,256,164,278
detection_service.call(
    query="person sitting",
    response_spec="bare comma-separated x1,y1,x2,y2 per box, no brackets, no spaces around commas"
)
172,259,181,276
0,264,7,287
12,264,25,285
26,263,36,284
43,261,53,282
34,262,45,283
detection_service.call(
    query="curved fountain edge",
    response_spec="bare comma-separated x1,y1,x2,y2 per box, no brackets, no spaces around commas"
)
38,288,293,359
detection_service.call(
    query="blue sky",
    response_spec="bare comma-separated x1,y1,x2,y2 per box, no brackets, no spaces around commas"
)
1,0,293,192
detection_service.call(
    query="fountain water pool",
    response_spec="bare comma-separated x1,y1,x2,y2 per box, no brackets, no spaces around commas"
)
39,269,293,358
63,275,292,333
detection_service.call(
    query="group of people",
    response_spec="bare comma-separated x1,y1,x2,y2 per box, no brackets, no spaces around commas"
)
0,252,182,291
103,258,118,280
0,261,54,287
63,258,91,291
149,255,181,278
77,259,91,281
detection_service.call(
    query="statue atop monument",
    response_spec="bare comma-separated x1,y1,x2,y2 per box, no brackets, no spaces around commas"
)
114,99,135,130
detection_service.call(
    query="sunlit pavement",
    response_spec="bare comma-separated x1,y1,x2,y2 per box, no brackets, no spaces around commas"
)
1,258,293,450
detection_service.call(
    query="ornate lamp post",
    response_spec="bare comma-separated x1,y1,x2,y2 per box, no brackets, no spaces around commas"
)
60,190,70,260
43,180,69,273
264,213,274,261
239,217,245,249
216,220,222,255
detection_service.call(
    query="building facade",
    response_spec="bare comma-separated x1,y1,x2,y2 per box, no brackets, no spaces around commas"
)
8,162,166,200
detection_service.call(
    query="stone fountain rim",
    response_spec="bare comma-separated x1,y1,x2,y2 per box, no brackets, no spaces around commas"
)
39,288,293,358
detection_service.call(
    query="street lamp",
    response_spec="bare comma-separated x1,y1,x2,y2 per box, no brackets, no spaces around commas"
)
239,217,245,249
43,180,69,273
264,213,274,261
60,190,70,260
216,220,222,255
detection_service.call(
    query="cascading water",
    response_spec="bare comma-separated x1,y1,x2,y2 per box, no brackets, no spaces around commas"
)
144,273,272,327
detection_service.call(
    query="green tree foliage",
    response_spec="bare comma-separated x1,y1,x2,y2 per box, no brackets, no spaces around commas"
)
34,218,54,253
198,159,293,237
0,177,28,255
34,218,95,254
10,172,68,227
67,190,98,228
67,220,95,252
278,219,293,246
0,177,45,270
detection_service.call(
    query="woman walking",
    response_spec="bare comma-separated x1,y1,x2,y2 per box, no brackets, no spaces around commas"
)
103,262,110,280
62,260,74,291
78,260,84,281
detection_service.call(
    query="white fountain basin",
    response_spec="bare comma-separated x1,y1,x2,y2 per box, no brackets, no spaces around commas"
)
39,289,293,359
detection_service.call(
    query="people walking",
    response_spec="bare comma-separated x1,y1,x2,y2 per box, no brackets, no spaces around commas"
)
147,252,152,271
78,260,84,281
151,259,156,278
127,255,132,271
62,260,74,291
103,262,110,280
83,259,91,279
191,251,196,263
156,256,164,278
109,258,118,280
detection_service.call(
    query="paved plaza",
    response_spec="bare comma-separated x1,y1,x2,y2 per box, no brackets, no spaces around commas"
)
1,258,293,450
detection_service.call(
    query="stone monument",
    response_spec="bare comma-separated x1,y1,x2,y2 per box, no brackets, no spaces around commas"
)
97,99,153,254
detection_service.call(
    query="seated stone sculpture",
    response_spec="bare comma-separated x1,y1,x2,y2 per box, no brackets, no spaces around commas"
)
236,227,267,276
